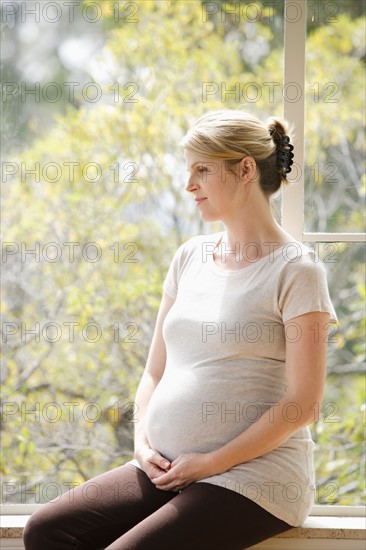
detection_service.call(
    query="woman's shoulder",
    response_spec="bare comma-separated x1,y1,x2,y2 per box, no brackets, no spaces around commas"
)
164,232,223,291
276,241,331,294
278,241,324,270
176,231,223,256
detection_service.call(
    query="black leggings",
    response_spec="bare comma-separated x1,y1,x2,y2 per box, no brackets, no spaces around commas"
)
23,463,292,550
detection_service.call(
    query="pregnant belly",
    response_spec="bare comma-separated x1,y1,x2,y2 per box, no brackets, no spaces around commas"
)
144,370,275,462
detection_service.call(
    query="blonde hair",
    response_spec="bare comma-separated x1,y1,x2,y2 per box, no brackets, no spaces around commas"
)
180,110,293,196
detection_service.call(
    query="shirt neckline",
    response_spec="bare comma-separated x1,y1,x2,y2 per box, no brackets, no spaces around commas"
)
207,231,295,276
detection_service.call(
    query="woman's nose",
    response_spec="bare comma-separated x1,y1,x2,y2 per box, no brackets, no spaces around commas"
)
185,175,198,193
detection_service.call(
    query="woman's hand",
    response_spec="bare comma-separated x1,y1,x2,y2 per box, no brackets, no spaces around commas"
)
150,452,214,492
134,446,171,481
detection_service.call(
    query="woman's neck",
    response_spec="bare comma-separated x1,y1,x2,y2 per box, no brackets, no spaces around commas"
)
213,194,294,267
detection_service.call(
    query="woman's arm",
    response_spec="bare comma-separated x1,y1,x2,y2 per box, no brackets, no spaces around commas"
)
133,292,175,466
151,310,331,490
207,310,330,473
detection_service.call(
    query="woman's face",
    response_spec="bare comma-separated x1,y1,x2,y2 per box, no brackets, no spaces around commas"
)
184,149,242,222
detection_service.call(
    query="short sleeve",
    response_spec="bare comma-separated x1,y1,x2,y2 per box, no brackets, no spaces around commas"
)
162,242,187,299
278,249,338,324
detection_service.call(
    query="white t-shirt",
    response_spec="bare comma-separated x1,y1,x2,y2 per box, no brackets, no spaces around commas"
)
126,231,338,526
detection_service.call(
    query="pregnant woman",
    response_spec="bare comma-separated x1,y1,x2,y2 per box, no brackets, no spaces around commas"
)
24,110,337,550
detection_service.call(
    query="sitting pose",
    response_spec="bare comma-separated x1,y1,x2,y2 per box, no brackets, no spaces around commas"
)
24,110,337,550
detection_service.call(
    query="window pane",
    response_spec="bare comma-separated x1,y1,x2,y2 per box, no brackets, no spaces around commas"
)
304,241,365,506
2,0,285,504
304,0,365,232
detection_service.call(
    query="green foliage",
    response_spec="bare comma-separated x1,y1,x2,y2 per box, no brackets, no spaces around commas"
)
2,0,365,506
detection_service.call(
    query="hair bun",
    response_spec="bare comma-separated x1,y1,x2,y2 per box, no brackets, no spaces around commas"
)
267,118,294,176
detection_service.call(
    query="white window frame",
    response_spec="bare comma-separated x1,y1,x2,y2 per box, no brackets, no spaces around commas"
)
1,0,364,520
282,0,366,245
282,0,365,517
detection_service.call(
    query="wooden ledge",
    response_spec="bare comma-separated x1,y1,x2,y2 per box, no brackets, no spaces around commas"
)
279,515,365,539
1,514,365,549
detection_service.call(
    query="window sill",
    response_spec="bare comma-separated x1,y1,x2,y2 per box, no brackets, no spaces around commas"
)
1,510,365,550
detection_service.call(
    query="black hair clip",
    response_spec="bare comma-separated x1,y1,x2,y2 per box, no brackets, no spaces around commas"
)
277,135,294,173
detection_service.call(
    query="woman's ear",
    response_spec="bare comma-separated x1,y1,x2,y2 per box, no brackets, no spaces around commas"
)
240,156,256,181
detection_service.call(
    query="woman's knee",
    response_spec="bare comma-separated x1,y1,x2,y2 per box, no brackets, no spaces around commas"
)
23,510,47,550
23,505,57,549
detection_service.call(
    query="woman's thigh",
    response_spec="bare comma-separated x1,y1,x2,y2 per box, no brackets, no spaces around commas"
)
104,481,293,550
23,463,177,550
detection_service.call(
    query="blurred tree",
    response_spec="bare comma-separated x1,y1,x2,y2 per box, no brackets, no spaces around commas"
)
1,0,364,505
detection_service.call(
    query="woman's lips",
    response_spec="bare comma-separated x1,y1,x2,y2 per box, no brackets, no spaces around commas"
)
195,198,207,205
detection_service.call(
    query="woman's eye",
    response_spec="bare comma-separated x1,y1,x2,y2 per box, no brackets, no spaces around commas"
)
198,168,207,173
